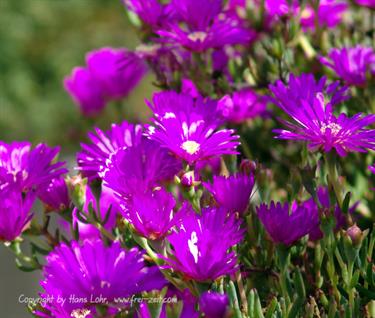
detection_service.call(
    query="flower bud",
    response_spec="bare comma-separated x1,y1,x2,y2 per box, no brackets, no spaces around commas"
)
346,224,363,246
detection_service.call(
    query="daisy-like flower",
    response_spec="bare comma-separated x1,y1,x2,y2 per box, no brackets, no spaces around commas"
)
257,201,319,246
102,138,181,198
319,46,375,86
0,182,35,241
217,88,267,124
298,0,348,30
199,291,229,318
270,74,375,156
146,92,240,164
64,47,147,116
122,0,174,28
37,177,70,212
203,173,255,214
39,240,166,317
121,188,189,240
157,0,256,52
163,206,244,281
0,141,67,192
77,121,142,180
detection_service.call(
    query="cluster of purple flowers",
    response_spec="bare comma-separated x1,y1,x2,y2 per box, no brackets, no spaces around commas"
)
2,0,375,317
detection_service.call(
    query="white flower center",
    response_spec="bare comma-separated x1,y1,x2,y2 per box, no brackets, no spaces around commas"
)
301,8,313,19
320,123,342,136
181,140,200,155
188,31,208,42
188,231,199,263
71,309,91,318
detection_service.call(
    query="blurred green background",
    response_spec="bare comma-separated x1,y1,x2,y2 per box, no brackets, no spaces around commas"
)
0,0,153,316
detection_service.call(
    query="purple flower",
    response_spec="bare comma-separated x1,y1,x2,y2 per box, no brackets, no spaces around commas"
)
156,0,256,52
64,47,147,116
203,173,255,214
269,73,349,110
37,177,70,212
163,206,244,281
120,188,188,240
319,46,375,86
257,201,319,245
123,0,173,28
0,182,35,241
102,138,181,198
63,67,107,116
270,74,375,156
0,141,67,192
146,92,240,164
355,0,375,8
308,187,351,241
264,0,290,17
218,88,267,123
86,48,147,99
298,0,348,30
39,240,166,316
199,291,229,318
77,121,143,180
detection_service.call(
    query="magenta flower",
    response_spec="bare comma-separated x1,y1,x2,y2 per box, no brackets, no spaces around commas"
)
37,177,70,212
298,0,348,30
270,74,375,156
319,46,375,86
199,292,229,318
163,206,244,281
103,138,181,198
203,173,255,214
64,47,147,116
218,88,267,123
257,201,319,246
121,188,189,240
146,92,240,164
0,183,35,241
77,121,142,180
63,67,107,116
369,164,375,175
123,0,173,28
157,0,256,52
355,0,375,8
0,141,67,192
86,48,147,99
39,240,166,317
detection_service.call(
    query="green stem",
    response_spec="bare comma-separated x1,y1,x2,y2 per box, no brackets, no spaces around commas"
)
325,153,343,208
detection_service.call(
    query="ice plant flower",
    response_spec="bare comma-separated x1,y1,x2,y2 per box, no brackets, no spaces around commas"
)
355,0,375,8
298,0,348,30
163,206,244,281
218,88,267,123
103,138,181,198
257,201,319,245
146,92,240,164
63,67,107,116
319,46,375,86
203,173,255,214
199,291,229,318
37,177,70,212
157,0,256,52
39,240,166,316
121,188,189,240
0,182,35,241
77,121,142,180
86,47,147,99
64,47,147,116
123,0,174,28
269,73,349,109
270,74,375,156
308,187,351,241
0,141,67,191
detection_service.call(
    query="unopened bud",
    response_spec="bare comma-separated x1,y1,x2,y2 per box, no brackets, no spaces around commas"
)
346,224,363,246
